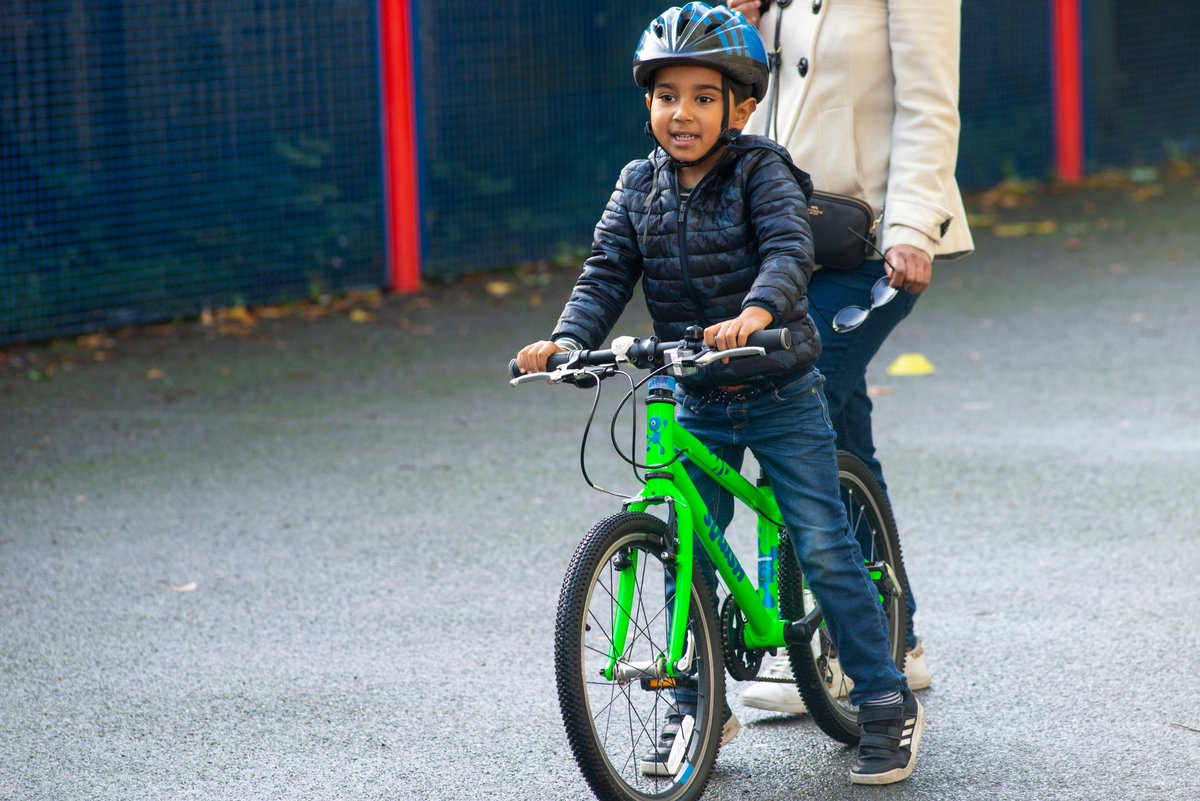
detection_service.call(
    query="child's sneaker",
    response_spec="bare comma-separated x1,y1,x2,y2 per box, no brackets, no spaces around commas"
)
638,702,740,776
849,691,925,785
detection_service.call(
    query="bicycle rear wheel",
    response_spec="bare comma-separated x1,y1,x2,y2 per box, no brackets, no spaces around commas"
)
780,451,909,744
555,512,724,801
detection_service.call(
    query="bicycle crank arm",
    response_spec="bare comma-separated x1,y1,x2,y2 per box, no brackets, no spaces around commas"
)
782,607,824,648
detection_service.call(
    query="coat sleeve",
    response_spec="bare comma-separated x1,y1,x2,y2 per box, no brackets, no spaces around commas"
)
741,152,815,323
550,165,644,349
881,0,963,255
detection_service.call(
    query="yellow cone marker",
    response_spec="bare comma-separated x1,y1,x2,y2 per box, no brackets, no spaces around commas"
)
886,353,936,377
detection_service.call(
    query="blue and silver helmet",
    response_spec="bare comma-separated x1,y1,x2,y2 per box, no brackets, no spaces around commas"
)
633,3,770,101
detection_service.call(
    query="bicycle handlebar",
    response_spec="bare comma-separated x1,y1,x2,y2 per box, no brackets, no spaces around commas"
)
508,327,792,379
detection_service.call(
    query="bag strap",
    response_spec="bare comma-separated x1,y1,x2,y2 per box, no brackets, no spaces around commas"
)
763,0,792,142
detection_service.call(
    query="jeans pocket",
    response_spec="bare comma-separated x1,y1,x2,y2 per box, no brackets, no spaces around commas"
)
677,388,709,415
774,370,835,432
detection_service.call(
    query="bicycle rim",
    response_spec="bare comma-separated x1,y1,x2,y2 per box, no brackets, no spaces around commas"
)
555,512,724,801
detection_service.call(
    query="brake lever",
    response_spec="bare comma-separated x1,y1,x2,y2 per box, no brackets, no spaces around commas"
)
510,372,555,386
694,346,767,367
509,365,612,388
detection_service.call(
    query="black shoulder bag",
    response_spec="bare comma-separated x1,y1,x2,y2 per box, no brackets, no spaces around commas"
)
762,0,882,270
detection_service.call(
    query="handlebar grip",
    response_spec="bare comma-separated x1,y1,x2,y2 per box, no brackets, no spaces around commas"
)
510,352,571,378
747,328,792,352
509,348,611,378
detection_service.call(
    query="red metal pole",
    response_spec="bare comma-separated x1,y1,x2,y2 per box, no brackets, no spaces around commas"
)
1051,0,1084,184
379,0,421,292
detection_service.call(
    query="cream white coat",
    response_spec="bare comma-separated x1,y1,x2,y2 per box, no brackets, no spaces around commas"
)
746,0,974,259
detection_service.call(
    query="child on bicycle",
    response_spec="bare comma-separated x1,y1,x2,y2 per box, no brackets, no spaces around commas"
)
515,2,922,785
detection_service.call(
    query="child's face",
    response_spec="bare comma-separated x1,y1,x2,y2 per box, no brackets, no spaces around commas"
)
646,64,756,172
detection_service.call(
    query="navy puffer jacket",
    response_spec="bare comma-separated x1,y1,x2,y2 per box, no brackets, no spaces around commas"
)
552,134,819,388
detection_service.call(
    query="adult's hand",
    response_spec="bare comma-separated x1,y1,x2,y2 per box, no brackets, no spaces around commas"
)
726,0,762,27
884,245,933,295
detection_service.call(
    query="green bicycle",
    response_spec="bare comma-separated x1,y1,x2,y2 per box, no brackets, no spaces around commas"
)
510,327,908,801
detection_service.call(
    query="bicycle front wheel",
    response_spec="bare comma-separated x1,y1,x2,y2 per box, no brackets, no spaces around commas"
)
555,512,725,801
780,451,910,744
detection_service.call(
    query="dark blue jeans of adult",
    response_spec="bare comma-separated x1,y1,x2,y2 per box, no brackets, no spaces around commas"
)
809,258,921,649
674,368,907,706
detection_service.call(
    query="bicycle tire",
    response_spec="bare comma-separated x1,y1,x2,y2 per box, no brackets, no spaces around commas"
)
555,512,725,801
778,451,910,744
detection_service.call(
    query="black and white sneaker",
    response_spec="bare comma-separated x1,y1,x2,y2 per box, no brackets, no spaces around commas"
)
638,702,741,777
849,691,925,785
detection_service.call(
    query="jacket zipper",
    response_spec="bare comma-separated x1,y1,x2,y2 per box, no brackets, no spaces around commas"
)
676,174,711,328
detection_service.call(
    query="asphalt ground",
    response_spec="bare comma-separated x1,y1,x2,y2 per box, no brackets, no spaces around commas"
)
3,171,1200,800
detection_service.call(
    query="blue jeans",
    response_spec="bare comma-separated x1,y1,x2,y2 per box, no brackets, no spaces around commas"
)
809,261,920,649
675,368,906,705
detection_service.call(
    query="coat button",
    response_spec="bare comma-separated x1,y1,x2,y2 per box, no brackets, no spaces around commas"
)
798,58,809,77
812,0,822,12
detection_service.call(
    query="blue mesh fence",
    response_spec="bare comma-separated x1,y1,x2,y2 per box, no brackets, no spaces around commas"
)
1083,0,1200,168
3,2,1199,345
1,0,384,344
958,0,1054,187
413,0,668,278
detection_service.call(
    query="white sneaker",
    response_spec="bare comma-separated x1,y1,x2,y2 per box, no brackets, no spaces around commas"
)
903,638,932,691
741,641,934,714
720,707,741,747
740,651,851,714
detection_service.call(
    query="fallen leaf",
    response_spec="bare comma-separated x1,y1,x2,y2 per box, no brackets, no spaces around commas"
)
486,280,516,297
1064,238,1084,251
866,385,891,398
349,309,375,323
171,582,198,593
992,223,1030,238
1129,312,1148,324
1131,184,1164,202
145,368,165,380
221,307,257,327
345,290,384,307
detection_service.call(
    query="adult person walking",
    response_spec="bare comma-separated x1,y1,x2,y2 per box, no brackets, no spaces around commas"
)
726,0,975,714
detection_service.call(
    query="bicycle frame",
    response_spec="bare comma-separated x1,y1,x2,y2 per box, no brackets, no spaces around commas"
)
615,374,791,679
